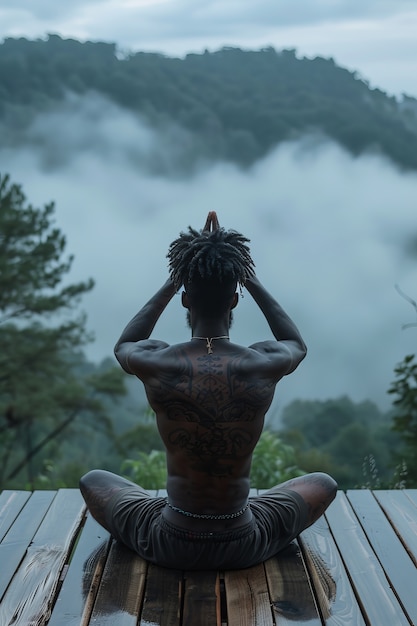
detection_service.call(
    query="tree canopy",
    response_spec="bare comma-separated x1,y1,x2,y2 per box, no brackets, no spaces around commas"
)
0,35,417,171
0,174,93,323
278,396,402,489
388,354,417,485
0,173,126,488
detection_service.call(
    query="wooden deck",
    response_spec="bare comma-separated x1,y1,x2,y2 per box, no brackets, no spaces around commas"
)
0,488,416,625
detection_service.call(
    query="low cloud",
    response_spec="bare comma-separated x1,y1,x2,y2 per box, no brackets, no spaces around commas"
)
1,93,416,417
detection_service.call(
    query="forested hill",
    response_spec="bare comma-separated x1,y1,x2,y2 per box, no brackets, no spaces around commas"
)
1,33,417,171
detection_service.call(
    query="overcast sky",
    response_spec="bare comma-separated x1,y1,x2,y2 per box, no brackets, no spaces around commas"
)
1,0,417,98
1,2,417,417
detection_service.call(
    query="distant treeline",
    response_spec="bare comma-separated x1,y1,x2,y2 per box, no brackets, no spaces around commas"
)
1,34,417,171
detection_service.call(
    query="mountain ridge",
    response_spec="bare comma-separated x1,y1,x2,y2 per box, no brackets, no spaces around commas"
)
1,34,416,172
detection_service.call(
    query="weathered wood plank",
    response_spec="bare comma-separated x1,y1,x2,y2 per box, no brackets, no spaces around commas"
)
300,513,366,626
0,490,31,542
0,489,85,626
140,564,182,626
1,488,415,626
182,570,221,626
139,564,182,626
373,489,417,567
404,489,417,509
347,489,417,625
325,491,409,626
224,563,274,626
0,490,56,601
48,513,111,626
264,546,322,625
88,540,147,625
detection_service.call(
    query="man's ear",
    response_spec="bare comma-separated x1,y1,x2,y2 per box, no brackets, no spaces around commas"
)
181,291,190,309
231,292,239,309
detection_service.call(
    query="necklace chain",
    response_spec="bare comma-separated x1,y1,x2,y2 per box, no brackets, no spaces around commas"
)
191,335,229,354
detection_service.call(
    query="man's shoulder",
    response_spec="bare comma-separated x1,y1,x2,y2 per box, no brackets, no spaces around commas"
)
137,339,170,351
132,340,194,364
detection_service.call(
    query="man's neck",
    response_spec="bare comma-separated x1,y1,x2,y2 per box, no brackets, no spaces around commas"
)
191,320,229,339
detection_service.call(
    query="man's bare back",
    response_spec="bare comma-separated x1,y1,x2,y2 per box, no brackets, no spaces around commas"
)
140,339,277,524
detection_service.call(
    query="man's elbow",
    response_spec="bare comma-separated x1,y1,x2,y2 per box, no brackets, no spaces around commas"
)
113,343,121,364
290,338,307,361
114,344,134,375
288,342,307,374
298,342,307,365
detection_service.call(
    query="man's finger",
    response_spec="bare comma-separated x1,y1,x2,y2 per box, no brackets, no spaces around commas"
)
202,211,220,232
211,212,220,230
203,212,212,231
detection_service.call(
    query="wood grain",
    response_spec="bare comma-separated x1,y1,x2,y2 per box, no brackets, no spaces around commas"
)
182,570,221,626
0,490,32,541
326,491,409,626
404,489,417,508
224,564,274,626
0,490,56,600
300,514,365,626
264,546,322,626
1,488,416,625
88,540,147,625
47,513,111,626
373,489,417,566
347,489,417,625
0,489,85,626
140,564,182,626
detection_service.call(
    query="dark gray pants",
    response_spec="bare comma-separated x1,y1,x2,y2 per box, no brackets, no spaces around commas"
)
104,483,308,570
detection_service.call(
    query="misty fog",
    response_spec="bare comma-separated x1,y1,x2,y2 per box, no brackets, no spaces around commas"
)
1,93,416,416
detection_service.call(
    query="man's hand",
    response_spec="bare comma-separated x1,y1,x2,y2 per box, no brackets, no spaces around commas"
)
203,211,220,232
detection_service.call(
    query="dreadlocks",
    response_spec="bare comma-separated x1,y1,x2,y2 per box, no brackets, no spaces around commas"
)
167,226,255,291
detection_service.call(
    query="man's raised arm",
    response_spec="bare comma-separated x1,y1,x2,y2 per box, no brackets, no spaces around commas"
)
245,274,307,373
114,278,176,373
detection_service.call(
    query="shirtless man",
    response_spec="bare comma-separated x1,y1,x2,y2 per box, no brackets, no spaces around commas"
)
80,212,337,570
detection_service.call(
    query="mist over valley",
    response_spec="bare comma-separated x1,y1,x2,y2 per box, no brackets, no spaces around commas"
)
1,39,417,416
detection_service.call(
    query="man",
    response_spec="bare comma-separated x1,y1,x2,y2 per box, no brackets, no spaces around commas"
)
80,212,337,570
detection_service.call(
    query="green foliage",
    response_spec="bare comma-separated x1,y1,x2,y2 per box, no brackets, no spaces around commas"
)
122,450,167,490
0,173,127,489
0,37,417,172
119,430,304,491
279,396,401,489
250,431,305,488
388,354,417,486
22,458,88,490
117,422,164,458
0,173,94,322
